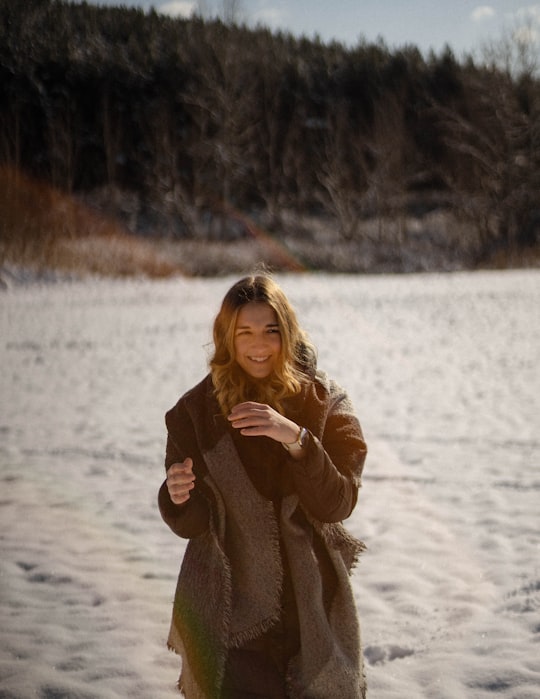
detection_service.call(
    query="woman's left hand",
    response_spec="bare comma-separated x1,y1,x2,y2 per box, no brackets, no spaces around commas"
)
228,401,300,445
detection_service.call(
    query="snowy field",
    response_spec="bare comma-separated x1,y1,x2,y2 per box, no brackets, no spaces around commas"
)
1,269,539,699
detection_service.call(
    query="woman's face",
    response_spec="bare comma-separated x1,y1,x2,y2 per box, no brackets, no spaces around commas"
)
233,302,282,379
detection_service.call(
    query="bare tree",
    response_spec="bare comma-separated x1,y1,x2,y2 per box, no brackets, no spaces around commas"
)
46,91,78,193
194,0,212,19
180,22,258,236
194,0,245,24
433,30,540,259
144,98,197,236
0,93,24,169
362,91,411,242
101,90,123,188
317,90,410,242
220,0,244,25
481,12,539,79
315,101,365,240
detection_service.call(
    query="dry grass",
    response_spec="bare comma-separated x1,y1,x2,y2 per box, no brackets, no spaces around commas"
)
480,243,540,270
0,167,179,278
2,167,538,280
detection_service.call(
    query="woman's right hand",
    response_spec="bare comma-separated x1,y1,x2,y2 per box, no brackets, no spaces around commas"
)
166,458,195,505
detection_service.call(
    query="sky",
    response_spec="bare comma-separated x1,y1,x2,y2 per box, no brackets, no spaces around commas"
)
87,0,540,57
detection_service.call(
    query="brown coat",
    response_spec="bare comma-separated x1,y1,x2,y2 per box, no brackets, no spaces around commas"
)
159,372,367,698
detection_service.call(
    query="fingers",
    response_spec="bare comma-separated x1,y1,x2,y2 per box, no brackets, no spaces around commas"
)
229,401,263,413
167,458,195,505
227,403,297,443
228,402,266,422
227,403,270,433
228,402,269,421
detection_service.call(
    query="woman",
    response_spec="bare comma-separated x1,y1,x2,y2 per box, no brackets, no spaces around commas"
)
158,274,367,699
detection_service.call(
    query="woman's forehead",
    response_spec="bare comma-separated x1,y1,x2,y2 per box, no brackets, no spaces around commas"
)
235,302,278,326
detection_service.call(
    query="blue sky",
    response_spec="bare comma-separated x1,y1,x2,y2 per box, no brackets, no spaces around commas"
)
89,1,540,57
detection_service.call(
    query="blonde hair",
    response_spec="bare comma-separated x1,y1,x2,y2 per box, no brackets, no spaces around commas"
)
210,274,316,416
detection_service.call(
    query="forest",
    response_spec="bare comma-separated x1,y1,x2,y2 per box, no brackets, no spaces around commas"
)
1,0,539,275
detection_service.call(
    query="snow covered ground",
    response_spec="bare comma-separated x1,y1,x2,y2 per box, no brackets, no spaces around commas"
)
1,269,539,699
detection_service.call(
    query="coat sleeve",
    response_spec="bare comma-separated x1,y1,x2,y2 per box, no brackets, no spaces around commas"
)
287,385,367,523
158,400,211,539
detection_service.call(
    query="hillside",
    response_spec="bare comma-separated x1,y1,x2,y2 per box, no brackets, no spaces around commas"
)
1,0,539,274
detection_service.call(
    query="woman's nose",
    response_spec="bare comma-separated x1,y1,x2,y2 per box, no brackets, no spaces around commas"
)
251,332,268,347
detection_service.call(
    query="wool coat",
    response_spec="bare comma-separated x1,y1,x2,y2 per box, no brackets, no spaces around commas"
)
159,371,367,699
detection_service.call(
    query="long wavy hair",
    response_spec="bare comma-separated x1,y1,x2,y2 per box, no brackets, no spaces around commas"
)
210,274,316,416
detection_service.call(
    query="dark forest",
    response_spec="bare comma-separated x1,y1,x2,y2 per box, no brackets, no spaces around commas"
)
1,0,539,275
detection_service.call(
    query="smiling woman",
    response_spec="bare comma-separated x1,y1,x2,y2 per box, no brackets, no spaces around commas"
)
158,273,368,698
209,275,311,418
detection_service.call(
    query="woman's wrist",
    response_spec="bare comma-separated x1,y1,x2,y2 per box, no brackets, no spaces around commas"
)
282,426,309,455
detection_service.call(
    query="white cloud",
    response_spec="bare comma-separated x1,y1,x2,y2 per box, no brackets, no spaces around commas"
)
510,5,540,46
158,1,196,18
253,7,286,29
250,2,289,31
471,6,496,22
513,24,539,45
506,4,540,27
514,5,540,21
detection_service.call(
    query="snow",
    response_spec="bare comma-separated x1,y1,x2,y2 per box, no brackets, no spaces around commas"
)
1,269,539,698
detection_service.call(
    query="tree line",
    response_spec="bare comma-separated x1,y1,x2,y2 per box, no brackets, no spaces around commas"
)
1,0,539,264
